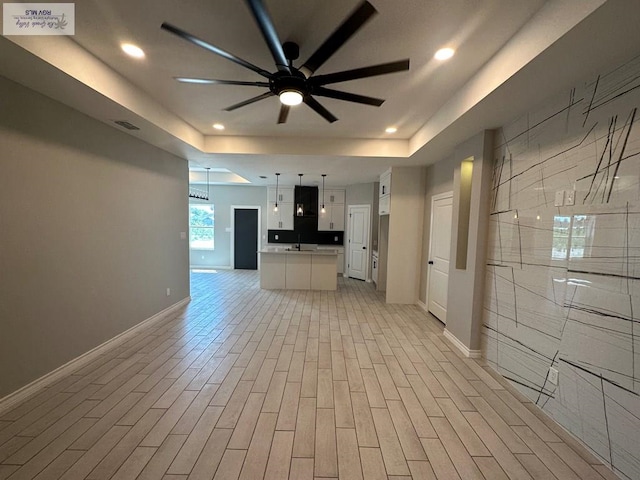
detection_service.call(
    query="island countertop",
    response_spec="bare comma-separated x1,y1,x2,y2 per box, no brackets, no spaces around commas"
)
260,247,338,290
260,247,338,256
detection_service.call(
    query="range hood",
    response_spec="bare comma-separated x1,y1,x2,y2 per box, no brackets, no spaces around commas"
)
294,186,318,217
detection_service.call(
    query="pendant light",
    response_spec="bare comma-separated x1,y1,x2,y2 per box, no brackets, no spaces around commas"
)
296,174,304,216
274,173,280,212
206,168,210,200
321,174,326,213
188,167,210,200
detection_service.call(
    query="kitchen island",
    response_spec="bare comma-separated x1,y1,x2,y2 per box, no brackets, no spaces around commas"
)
260,247,338,290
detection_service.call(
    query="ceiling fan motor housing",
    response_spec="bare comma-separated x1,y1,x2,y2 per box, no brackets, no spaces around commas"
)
271,70,307,97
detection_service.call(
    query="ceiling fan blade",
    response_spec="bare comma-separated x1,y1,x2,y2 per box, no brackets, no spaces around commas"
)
161,22,272,79
277,105,290,124
309,59,410,86
300,1,377,78
304,96,338,123
175,77,270,87
244,0,291,74
224,92,274,111
312,87,384,106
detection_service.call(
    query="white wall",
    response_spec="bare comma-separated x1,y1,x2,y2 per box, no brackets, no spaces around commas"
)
0,76,190,398
189,185,267,268
483,53,640,479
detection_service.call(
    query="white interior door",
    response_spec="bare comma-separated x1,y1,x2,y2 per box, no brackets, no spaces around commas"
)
427,192,453,323
347,205,370,281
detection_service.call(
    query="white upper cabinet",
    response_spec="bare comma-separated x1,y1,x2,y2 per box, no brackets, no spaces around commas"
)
318,189,345,231
318,204,345,231
268,186,294,204
379,169,391,215
268,202,294,230
268,186,294,230
326,189,345,205
379,170,391,197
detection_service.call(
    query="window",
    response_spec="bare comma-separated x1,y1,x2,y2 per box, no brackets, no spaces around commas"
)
552,214,595,260
189,204,215,249
552,216,571,259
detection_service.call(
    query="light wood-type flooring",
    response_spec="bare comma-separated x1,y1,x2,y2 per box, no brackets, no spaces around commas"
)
0,270,619,479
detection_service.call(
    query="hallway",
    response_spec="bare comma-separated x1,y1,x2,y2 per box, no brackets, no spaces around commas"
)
0,271,616,479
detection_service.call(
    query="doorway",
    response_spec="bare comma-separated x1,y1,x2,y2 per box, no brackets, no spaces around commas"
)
427,192,453,323
232,207,260,270
347,204,370,281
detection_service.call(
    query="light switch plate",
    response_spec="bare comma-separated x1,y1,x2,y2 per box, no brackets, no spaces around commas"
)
180,232,186,240
565,190,575,206
554,190,565,207
548,367,559,385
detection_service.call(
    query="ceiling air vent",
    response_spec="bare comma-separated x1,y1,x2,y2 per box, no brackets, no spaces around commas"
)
114,120,140,130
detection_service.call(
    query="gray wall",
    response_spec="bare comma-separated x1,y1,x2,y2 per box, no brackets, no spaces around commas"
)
0,76,190,398
189,185,268,268
483,54,640,479
446,131,493,349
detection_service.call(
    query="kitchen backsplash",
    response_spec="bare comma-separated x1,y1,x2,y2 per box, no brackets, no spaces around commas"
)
268,230,344,245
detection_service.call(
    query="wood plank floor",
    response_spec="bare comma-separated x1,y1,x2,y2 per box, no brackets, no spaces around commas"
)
0,270,617,479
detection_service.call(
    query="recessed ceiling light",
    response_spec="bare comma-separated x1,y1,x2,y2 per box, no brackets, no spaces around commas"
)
385,126,398,134
434,47,455,61
121,43,145,59
213,123,225,130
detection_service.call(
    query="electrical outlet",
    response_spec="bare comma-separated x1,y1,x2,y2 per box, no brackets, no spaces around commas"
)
565,190,575,206
548,367,559,385
166,288,171,296
554,191,565,207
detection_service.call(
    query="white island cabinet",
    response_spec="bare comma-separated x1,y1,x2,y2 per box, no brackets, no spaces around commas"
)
260,248,337,290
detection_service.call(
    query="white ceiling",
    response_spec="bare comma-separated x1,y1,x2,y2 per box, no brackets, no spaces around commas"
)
70,0,545,138
2,0,640,187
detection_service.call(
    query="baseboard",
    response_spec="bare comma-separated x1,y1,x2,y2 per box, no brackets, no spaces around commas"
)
417,300,428,313
484,364,618,476
0,296,191,415
443,329,482,358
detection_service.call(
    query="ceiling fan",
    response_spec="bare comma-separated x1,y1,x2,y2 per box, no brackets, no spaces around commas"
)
161,0,409,124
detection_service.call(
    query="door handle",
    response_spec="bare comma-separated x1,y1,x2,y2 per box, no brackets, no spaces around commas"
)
428,260,434,265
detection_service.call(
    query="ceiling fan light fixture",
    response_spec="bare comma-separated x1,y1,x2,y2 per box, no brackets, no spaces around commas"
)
279,90,303,106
